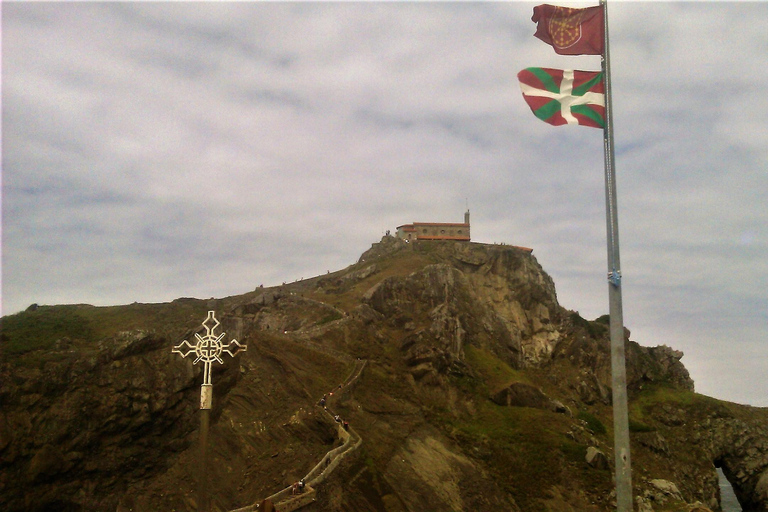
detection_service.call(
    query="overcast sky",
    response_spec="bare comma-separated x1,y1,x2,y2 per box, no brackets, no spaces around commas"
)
2,2,766,407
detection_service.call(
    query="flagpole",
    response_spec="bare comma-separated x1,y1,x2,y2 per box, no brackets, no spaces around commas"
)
600,0,632,510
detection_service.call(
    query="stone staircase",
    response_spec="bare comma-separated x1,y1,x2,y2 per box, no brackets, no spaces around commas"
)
229,359,367,512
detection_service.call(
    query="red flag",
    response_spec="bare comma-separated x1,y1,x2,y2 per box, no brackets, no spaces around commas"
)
532,4,604,56
517,67,605,128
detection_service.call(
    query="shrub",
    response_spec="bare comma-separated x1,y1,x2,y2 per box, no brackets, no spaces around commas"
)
629,419,655,433
577,410,607,435
1,306,93,354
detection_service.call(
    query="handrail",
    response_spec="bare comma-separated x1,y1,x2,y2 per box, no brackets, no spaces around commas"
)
228,359,367,512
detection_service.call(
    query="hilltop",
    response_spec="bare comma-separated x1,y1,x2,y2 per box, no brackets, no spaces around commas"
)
1,237,767,511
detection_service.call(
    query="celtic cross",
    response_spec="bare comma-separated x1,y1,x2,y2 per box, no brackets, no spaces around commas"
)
172,311,246,409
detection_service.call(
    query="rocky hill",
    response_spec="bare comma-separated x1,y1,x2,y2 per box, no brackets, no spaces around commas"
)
1,237,767,512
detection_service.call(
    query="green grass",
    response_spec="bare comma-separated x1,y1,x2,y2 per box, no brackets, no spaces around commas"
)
629,382,701,425
568,311,608,338
559,440,587,464
464,345,528,393
576,410,607,435
435,342,619,509
1,299,211,357
317,311,343,325
1,306,94,354
628,419,655,433
444,402,604,510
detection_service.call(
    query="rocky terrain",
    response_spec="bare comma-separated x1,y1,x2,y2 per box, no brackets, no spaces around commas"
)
1,236,767,511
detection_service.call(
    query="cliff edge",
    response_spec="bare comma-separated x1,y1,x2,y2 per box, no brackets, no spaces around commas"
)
1,237,766,511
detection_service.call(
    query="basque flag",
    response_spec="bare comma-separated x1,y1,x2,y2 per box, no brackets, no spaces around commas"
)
517,67,605,128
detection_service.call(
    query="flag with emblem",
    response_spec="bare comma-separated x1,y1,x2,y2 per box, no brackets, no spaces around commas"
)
532,4,604,55
517,67,605,128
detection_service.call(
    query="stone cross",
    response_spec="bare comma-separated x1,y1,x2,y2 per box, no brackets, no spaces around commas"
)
172,311,246,409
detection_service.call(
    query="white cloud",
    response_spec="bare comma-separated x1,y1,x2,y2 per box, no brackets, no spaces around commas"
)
2,2,766,406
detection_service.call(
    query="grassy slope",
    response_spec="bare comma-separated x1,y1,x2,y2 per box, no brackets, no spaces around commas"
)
3,241,764,511
1,299,212,356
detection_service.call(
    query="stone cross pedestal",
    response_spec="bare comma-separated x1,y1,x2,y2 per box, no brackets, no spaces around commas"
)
172,311,246,511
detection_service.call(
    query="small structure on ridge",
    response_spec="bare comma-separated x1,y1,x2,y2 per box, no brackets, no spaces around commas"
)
396,210,470,242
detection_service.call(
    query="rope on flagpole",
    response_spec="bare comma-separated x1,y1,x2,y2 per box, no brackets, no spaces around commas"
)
600,1,633,510
601,0,621,289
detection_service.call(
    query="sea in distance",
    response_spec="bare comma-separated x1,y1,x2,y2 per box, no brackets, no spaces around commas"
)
719,467,741,511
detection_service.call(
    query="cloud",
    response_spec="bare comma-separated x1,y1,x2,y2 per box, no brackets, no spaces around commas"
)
2,2,766,406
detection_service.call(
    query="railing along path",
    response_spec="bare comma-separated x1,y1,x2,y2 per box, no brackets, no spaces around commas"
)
229,358,367,512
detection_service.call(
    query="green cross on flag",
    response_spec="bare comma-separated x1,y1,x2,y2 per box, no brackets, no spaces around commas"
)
517,67,605,128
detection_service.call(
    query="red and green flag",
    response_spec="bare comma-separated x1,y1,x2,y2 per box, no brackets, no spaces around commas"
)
517,67,605,128
532,4,604,56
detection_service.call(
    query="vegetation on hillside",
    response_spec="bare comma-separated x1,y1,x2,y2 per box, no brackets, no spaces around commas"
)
1,299,212,358
2,238,766,512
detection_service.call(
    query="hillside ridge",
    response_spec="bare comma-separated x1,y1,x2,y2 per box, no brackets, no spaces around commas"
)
1,237,766,511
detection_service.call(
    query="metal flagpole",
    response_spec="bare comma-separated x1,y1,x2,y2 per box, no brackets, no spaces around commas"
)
600,0,632,510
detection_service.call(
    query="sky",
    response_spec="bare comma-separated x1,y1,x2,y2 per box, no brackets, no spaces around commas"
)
2,1,766,407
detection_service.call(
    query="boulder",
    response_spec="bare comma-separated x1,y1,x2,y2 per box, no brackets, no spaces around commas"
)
645,479,683,504
585,446,609,469
491,382,567,415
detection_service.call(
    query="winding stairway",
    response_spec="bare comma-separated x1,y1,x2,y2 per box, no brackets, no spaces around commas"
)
229,358,367,512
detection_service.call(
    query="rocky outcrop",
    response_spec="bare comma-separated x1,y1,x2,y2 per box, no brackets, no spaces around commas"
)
446,242,561,365
553,320,694,402
491,382,570,415
237,295,344,334
383,428,519,512
628,344,694,393
705,417,768,510
2,239,767,512
0,329,231,511
363,263,522,374
355,241,767,510
627,394,768,511
357,234,408,263
636,479,685,511
361,240,567,372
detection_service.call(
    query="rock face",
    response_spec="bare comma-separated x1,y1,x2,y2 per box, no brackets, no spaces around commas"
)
1,304,350,512
0,330,210,510
362,241,562,373
705,416,768,510
383,428,517,511
1,237,767,512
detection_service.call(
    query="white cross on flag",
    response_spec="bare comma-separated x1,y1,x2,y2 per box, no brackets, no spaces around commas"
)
517,67,605,128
